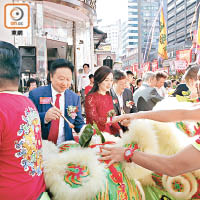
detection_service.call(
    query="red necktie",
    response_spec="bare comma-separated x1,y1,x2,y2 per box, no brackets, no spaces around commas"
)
48,94,61,144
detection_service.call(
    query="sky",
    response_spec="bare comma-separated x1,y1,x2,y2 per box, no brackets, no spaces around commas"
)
96,0,128,25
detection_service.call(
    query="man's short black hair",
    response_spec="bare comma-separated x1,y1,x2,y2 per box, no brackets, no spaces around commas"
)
136,78,142,86
89,74,94,79
0,41,21,80
113,70,126,81
126,71,134,76
83,63,89,68
27,78,38,87
50,59,74,75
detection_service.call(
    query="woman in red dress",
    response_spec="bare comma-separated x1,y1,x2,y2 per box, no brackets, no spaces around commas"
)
85,66,121,135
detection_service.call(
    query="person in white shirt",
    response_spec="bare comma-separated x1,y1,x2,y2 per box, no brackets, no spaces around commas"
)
29,59,85,145
155,71,168,98
78,63,90,104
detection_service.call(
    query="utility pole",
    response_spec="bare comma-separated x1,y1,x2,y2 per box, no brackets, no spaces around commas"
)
138,0,142,70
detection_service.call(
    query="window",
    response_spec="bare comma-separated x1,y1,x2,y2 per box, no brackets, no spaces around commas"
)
128,6,138,9
129,36,138,39
129,42,137,45
128,24,138,27
128,18,138,21
128,30,138,33
128,12,138,15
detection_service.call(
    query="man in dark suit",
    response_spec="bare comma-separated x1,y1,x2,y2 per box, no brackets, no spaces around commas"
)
126,70,136,94
133,72,163,111
110,70,137,131
172,83,189,97
29,59,85,144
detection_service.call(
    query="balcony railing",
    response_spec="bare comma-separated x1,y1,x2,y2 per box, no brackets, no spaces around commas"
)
79,0,96,10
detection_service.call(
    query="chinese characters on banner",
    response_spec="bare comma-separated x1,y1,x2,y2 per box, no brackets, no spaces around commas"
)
152,60,158,72
176,49,192,65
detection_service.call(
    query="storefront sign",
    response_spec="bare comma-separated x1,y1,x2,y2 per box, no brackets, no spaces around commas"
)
174,60,187,70
176,49,192,64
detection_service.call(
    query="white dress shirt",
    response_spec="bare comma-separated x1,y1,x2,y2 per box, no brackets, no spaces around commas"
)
156,86,167,98
113,86,125,114
78,73,90,91
51,85,65,145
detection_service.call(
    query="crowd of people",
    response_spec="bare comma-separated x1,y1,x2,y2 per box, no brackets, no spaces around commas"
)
2,40,200,199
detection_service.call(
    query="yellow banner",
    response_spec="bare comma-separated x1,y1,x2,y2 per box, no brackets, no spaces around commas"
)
197,14,200,46
158,8,168,59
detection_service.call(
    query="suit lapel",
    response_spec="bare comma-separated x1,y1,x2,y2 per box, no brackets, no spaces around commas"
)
64,90,70,118
42,85,52,112
123,91,127,111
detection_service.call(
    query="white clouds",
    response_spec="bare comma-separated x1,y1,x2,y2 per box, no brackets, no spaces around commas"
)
96,0,128,25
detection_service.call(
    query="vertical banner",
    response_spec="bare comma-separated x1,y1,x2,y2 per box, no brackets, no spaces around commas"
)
143,62,150,73
197,14,200,46
152,60,158,72
134,63,138,72
158,8,168,60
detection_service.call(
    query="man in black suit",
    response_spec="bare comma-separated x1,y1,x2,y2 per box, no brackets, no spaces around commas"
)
172,83,189,97
110,70,137,131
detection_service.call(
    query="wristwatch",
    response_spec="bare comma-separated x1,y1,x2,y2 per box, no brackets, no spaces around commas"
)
124,148,134,162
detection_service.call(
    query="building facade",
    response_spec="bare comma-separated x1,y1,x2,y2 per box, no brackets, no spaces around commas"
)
0,0,97,90
121,0,161,69
98,20,121,61
167,0,200,58
127,0,138,49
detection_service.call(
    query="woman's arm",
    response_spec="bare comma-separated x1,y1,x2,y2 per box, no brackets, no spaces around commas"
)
112,106,200,124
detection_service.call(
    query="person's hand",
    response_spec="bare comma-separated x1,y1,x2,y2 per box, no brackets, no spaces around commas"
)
98,146,126,167
112,114,131,123
120,119,131,127
77,92,81,96
44,107,62,123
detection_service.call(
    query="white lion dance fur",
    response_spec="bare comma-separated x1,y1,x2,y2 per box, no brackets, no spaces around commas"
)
42,97,200,200
42,141,106,200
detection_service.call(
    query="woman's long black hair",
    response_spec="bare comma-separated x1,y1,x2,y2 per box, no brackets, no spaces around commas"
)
88,66,112,95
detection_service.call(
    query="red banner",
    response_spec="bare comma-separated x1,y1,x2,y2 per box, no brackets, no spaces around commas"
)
152,60,158,72
176,49,192,64
133,63,138,72
143,62,150,73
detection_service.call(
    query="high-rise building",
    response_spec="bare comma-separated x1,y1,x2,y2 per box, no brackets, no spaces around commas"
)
121,0,161,68
99,20,121,60
167,0,200,58
139,0,160,62
127,0,138,49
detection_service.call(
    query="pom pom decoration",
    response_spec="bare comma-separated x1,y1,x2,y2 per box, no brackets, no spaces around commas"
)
162,173,198,200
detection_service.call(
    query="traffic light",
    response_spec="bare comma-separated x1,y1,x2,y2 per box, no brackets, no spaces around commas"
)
103,56,113,69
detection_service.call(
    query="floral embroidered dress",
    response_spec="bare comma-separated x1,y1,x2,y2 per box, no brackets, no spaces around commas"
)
85,92,121,135
0,92,45,200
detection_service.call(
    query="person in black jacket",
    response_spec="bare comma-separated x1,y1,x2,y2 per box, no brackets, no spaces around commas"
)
110,70,137,132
